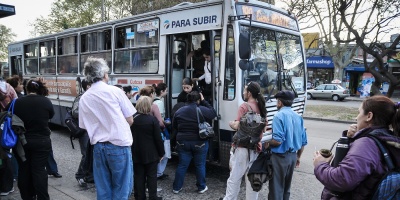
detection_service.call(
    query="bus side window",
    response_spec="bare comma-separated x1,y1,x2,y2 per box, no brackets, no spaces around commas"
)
224,26,235,100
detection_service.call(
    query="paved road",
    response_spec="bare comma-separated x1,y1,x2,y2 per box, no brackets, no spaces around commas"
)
2,119,349,200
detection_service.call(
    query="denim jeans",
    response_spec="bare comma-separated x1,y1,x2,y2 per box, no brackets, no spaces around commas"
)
157,155,168,177
173,140,209,191
93,143,133,200
46,148,58,174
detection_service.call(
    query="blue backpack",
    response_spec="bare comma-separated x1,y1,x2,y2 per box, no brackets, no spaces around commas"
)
369,135,400,200
0,99,18,149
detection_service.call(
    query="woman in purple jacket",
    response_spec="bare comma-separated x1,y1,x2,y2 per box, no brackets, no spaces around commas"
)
313,95,400,199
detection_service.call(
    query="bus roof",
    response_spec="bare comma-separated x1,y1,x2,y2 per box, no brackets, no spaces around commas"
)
9,0,294,44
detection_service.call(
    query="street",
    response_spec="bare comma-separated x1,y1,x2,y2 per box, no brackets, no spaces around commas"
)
2,119,350,200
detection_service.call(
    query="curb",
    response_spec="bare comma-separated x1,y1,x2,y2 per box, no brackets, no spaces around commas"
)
303,117,354,124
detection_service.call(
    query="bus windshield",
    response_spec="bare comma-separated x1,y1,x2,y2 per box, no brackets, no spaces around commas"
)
240,26,305,98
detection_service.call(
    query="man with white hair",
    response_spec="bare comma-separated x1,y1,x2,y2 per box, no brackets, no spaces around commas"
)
79,57,136,200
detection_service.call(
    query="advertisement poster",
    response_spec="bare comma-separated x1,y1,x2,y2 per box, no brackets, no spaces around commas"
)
358,73,374,98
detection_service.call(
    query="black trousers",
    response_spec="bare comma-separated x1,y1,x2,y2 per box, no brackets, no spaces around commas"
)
16,137,51,200
0,151,13,193
134,161,158,200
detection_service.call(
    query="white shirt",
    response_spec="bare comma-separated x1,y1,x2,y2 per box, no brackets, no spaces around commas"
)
153,97,165,119
79,81,136,146
199,61,212,84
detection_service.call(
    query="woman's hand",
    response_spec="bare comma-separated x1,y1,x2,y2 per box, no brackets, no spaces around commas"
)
313,151,333,167
347,124,357,138
229,120,239,130
200,92,205,101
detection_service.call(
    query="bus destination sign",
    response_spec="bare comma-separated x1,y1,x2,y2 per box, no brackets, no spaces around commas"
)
236,5,298,31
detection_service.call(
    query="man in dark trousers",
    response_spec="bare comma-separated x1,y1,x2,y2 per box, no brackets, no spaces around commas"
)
267,90,308,200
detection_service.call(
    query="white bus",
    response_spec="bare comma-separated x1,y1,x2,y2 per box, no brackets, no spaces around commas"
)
8,0,307,167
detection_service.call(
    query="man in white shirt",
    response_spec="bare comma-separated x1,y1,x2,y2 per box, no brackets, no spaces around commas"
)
79,57,136,200
193,48,212,101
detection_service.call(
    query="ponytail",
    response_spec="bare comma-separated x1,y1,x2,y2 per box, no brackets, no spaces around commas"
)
392,102,400,136
247,82,267,118
153,82,167,96
26,79,49,96
256,94,267,118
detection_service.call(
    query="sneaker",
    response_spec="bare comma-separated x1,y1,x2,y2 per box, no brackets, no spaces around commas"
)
198,186,208,194
77,178,87,187
172,188,182,194
0,187,14,196
146,188,162,192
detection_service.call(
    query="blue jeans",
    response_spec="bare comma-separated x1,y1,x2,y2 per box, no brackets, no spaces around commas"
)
157,156,168,177
93,143,133,200
173,140,208,191
46,148,58,173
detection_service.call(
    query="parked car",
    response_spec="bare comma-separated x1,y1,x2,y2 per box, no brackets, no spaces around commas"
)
307,84,350,101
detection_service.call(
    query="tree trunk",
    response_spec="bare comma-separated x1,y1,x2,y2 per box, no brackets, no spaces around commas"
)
387,83,395,98
370,81,382,96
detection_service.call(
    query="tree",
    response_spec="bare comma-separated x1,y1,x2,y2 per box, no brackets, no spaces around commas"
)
30,0,105,36
282,0,358,81
335,0,400,96
0,25,16,61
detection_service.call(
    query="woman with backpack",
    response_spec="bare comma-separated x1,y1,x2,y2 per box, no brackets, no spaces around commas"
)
313,95,400,199
220,82,267,200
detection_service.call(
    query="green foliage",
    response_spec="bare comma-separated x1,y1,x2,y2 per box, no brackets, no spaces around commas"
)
0,25,16,61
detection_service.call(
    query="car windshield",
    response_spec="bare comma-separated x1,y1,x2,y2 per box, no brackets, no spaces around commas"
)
239,25,306,99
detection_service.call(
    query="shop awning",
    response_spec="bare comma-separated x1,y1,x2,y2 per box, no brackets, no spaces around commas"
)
0,3,15,18
306,56,334,68
344,63,365,72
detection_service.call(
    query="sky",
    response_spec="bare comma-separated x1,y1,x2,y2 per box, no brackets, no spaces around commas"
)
0,0,55,41
0,0,397,43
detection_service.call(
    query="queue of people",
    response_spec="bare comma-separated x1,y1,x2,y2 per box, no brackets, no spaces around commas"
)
1,55,399,200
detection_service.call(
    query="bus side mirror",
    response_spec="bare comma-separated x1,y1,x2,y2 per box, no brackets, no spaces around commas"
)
239,32,251,60
239,60,253,71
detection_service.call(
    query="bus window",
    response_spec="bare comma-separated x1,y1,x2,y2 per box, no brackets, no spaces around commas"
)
114,20,159,74
58,36,77,55
58,36,78,74
39,40,56,74
114,48,158,73
224,26,235,100
24,43,38,75
81,29,111,52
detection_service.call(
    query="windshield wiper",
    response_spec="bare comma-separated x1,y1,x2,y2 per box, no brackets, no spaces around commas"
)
276,52,298,98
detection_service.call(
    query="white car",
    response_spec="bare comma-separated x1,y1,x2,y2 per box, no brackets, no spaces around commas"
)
307,84,350,101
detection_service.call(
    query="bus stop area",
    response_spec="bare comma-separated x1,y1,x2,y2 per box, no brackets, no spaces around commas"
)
2,124,325,200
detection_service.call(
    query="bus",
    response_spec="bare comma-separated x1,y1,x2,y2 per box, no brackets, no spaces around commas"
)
8,0,307,167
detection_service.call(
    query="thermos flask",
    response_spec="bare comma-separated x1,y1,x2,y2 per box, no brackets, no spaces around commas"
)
331,137,350,167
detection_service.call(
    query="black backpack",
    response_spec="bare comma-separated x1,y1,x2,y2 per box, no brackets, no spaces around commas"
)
368,134,400,200
233,103,266,150
65,94,86,149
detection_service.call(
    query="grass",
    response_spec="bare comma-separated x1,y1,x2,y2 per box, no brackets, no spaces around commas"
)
304,105,358,121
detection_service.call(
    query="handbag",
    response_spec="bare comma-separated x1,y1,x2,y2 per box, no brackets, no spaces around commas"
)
1,99,18,149
247,148,273,192
197,107,214,139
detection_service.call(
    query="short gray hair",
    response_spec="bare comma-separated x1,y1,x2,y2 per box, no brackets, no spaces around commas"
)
83,57,109,83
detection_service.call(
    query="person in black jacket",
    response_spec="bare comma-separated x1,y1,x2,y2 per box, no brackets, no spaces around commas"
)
177,77,200,103
12,79,54,200
131,96,164,200
172,91,216,194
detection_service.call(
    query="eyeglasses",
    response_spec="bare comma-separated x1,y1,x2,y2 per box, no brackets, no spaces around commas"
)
247,81,253,86
30,81,39,88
